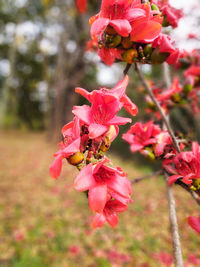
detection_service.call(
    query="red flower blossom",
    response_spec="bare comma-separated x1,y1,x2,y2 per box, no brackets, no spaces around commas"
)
75,75,138,116
152,34,180,65
166,142,200,185
74,158,132,213
91,197,129,229
49,117,81,179
90,0,146,38
122,121,161,152
188,216,200,234
130,1,162,43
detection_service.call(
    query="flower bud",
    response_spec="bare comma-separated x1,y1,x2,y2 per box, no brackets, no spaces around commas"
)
183,84,193,95
121,36,133,49
162,15,170,27
171,93,181,103
191,179,200,191
151,4,159,11
122,49,138,64
108,35,122,48
99,137,111,152
144,44,153,58
141,148,155,161
151,49,169,64
68,152,84,166
147,101,157,111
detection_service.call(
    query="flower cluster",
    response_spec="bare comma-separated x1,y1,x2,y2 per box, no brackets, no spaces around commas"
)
50,76,136,228
145,76,200,116
122,121,175,160
151,0,183,28
89,0,179,65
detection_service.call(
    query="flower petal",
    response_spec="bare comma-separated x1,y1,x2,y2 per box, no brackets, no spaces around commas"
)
107,115,131,125
74,164,95,191
188,216,200,234
168,175,182,185
109,19,131,37
72,105,91,125
89,184,107,212
91,213,106,229
88,123,108,139
90,17,109,37
49,155,63,179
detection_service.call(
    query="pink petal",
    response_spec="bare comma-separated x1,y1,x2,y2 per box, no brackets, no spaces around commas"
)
98,48,116,66
90,17,109,37
107,115,131,125
130,143,143,152
75,87,90,101
154,143,165,157
122,133,133,144
91,213,106,229
131,20,161,43
112,75,129,98
74,164,96,191
72,105,91,125
188,216,200,234
88,123,108,139
49,155,63,179
62,138,80,156
109,19,131,37
168,175,182,185
107,175,132,197
120,95,138,116
88,184,107,212
125,8,146,22
104,208,118,227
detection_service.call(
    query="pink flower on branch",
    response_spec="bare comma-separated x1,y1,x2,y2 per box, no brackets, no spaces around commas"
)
49,117,81,179
74,158,132,213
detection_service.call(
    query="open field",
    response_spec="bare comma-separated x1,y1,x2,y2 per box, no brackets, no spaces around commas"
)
0,131,199,267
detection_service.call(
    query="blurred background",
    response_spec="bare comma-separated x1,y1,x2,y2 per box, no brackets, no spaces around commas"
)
0,0,200,266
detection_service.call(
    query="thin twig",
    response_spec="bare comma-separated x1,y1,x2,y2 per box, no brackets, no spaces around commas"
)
134,63,180,153
123,63,132,76
131,170,163,184
165,173,184,267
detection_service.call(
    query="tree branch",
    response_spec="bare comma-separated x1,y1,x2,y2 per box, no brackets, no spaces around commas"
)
131,170,163,184
123,63,132,76
165,173,184,267
134,63,180,153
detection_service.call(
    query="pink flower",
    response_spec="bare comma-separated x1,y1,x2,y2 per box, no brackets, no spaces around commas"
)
154,132,172,157
167,142,200,185
90,0,146,38
49,117,81,179
91,197,129,229
74,158,132,213
75,75,138,116
130,1,162,43
73,84,132,139
152,34,180,65
122,121,161,152
161,4,183,28
156,78,182,102
188,216,200,234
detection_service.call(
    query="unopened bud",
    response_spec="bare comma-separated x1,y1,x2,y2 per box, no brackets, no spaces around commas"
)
122,49,138,64
151,48,169,64
162,15,170,27
68,152,84,166
183,84,193,94
151,4,159,11
121,36,133,49
191,178,200,191
142,148,155,161
144,44,153,58
147,101,157,111
108,35,121,48
171,93,181,103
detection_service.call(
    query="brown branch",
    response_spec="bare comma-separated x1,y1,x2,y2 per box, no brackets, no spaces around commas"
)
165,173,184,267
123,63,132,76
134,63,180,153
131,170,163,184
